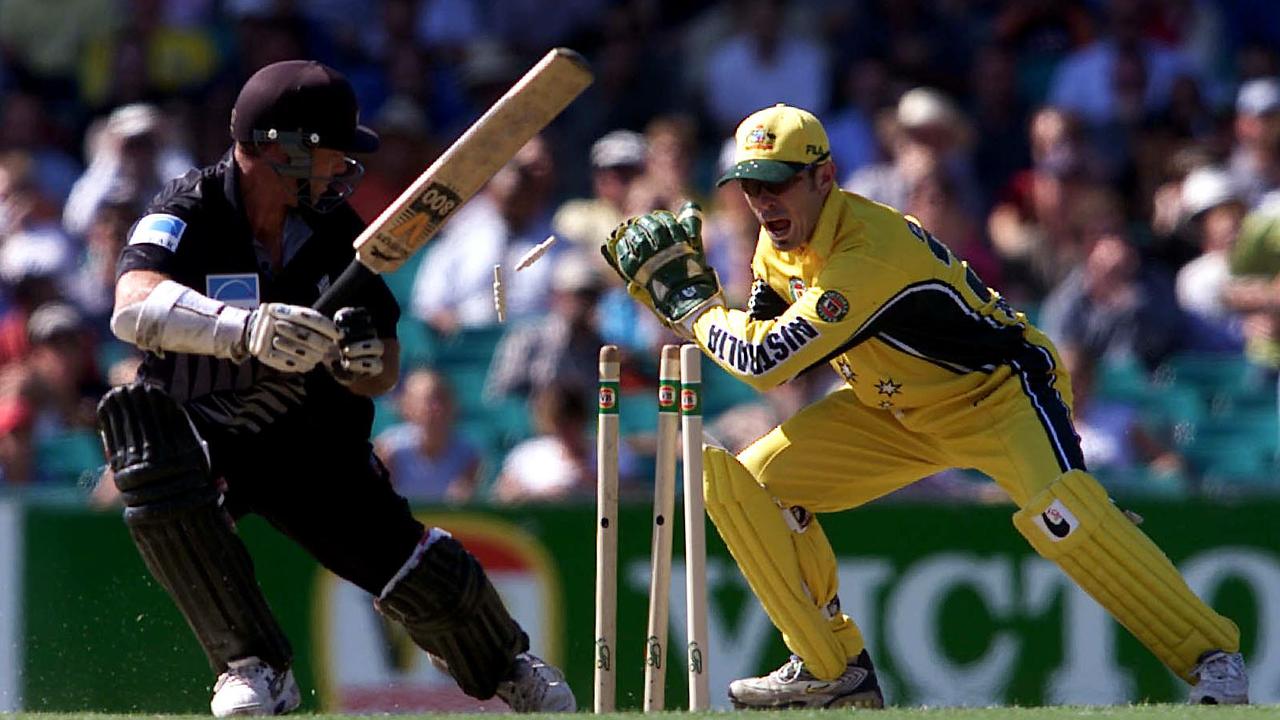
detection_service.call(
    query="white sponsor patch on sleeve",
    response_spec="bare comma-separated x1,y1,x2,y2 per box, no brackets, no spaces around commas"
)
128,213,187,252
1034,499,1078,542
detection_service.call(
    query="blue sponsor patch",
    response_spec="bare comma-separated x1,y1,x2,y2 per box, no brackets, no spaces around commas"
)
128,213,187,252
206,273,260,310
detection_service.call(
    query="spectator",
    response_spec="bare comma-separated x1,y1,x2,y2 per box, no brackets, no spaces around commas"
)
969,45,1033,208
62,103,193,240
0,0,119,96
0,93,82,203
1066,350,1186,488
0,390,37,485
0,228,76,366
846,87,979,217
413,0,483,61
0,150,71,238
374,368,480,504
485,250,606,403
23,301,105,436
701,0,828,133
552,129,646,256
822,57,889,182
67,191,140,335
642,114,702,211
409,135,557,333
987,106,1098,302
702,138,759,307
1223,193,1280,390
1227,77,1280,209
491,382,594,503
347,95,437,224
1046,0,1195,128
76,0,222,110
1038,188,1186,371
990,0,1094,106
1175,166,1247,351
904,164,1003,291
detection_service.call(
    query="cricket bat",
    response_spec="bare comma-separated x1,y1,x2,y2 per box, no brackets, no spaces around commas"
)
314,47,592,315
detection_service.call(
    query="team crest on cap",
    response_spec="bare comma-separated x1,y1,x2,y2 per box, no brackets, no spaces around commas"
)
744,125,776,151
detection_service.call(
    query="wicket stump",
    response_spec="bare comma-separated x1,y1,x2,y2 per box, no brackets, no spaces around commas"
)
595,343,710,713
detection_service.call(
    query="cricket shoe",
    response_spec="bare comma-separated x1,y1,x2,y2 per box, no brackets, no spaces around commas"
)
1188,650,1248,704
495,652,577,712
729,650,884,709
210,657,300,717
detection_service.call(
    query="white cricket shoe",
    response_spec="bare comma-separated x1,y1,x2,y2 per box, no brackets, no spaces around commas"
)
210,657,300,717
495,652,577,712
1189,650,1249,704
729,650,885,709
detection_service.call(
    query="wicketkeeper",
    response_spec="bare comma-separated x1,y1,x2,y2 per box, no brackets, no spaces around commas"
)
601,103,1248,708
99,60,573,716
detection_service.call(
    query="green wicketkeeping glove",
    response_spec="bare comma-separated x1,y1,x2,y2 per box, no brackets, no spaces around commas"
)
600,202,724,333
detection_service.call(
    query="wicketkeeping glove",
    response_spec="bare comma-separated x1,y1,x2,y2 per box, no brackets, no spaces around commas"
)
600,202,724,335
328,306,384,385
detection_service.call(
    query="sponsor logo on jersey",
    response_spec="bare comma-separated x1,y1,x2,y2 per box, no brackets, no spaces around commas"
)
788,277,806,301
705,317,819,376
206,273,260,310
744,125,777,151
815,290,850,323
1036,500,1077,541
129,213,187,252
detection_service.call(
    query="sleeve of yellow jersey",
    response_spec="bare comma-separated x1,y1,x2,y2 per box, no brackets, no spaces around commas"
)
691,251,907,391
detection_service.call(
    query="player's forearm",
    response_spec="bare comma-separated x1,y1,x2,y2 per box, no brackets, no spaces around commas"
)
111,270,251,359
691,305,824,392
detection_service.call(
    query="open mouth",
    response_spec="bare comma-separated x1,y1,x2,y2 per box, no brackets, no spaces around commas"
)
764,218,791,236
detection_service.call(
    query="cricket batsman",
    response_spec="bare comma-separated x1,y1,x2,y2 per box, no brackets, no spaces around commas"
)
601,103,1248,708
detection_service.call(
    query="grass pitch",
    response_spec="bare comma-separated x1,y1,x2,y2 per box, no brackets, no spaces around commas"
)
10,707,1279,720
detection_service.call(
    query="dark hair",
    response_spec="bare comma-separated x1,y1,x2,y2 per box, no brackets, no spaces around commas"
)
532,381,588,432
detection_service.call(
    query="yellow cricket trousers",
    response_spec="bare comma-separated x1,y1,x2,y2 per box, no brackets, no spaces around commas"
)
703,367,1238,682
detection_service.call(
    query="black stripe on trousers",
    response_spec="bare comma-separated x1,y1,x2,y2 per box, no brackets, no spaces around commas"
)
1010,357,1086,473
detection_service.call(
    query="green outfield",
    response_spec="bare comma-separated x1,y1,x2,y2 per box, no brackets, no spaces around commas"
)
9,708,1280,720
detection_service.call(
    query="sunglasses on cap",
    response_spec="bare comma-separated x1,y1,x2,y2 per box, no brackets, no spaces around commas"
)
739,161,822,198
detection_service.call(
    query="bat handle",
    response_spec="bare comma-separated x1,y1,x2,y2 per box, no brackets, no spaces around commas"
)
314,260,378,316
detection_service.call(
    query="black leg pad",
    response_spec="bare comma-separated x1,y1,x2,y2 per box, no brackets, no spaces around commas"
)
97,383,292,672
375,533,529,699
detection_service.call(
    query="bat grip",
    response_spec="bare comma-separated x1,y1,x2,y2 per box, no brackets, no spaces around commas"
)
314,259,377,316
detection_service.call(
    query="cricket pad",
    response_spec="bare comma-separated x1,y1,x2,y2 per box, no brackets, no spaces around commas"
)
703,447,861,680
376,531,529,699
1013,469,1239,680
98,383,292,672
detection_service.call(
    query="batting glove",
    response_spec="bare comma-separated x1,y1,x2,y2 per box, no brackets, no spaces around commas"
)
328,306,384,385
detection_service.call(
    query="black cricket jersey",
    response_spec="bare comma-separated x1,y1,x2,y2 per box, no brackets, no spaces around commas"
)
117,150,399,438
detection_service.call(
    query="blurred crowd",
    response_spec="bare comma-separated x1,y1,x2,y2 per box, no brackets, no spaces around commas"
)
3,0,1280,502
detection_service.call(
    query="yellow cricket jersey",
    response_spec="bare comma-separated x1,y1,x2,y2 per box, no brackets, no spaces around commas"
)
692,187,1067,418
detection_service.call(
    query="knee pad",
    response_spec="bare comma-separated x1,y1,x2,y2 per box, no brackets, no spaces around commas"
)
376,529,529,699
97,383,291,671
99,382,212,514
703,447,849,680
1013,470,1239,679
